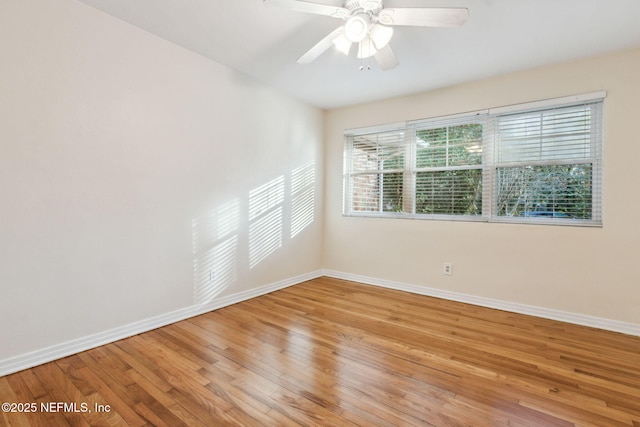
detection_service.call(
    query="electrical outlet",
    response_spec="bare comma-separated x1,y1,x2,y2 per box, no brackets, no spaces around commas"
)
443,263,453,276
209,270,216,283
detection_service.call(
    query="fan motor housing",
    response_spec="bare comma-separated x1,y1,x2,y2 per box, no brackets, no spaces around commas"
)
345,0,382,14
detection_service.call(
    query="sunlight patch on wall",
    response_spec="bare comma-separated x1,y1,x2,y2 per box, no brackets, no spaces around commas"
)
192,199,239,304
291,161,315,238
249,176,284,269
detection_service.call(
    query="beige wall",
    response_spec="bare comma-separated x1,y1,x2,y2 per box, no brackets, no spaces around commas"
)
324,48,640,325
0,0,323,361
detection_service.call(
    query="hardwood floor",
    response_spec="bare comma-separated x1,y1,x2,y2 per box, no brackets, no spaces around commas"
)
1,277,639,426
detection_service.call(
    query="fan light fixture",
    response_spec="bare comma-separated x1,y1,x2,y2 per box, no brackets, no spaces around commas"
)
370,24,393,49
332,33,353,55
353,24,392,59
344,14,370,42
341,19,393,59
357,36,377,59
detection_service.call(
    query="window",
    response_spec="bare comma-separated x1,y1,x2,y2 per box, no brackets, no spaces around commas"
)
494,104,601,221
345,128,407,213
414,119,484,216
343,93,604,226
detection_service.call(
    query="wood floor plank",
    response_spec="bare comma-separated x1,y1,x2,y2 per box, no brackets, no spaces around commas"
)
125,369,202,427
73,360,147,426
1,276,639,426
0,377,33,427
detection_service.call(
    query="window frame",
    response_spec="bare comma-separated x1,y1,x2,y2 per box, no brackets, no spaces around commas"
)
343,92,605,227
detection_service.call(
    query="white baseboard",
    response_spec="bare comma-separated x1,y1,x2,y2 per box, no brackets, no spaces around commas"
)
3,268,637,377
322,269,640,337
0,270,323,377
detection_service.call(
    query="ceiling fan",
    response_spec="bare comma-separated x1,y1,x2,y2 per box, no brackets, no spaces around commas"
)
264,0,469,70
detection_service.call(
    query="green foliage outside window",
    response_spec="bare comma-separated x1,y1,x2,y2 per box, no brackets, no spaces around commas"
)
496,165,592,219
415,123,483,215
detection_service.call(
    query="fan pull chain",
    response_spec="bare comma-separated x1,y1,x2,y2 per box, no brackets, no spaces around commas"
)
359,56,372,71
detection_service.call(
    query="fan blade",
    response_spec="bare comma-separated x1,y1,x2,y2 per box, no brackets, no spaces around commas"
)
265,0,348,19
378,8,469,27
375,44,399,70
297,26,345,64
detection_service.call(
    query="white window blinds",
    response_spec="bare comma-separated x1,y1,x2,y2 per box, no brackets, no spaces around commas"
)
343,93,604,226
493,100,603,224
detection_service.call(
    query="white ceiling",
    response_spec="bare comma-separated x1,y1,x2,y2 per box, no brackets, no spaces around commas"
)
77,0,640,109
